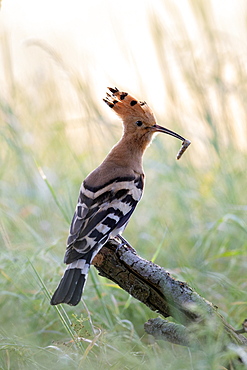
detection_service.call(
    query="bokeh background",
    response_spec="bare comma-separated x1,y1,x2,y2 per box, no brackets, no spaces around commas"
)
0,1,247,369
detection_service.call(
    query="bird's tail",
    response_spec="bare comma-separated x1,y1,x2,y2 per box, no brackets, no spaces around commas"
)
50,259,90,306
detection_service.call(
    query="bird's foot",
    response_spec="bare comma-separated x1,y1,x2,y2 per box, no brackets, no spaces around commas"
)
114,235,137,254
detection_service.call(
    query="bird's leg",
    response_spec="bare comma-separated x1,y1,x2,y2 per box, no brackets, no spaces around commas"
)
114,234,137,254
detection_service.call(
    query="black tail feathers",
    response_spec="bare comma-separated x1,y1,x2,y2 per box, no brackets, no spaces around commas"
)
50,268,87,306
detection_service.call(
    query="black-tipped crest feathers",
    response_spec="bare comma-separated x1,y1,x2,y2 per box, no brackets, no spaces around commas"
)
103,87,155,124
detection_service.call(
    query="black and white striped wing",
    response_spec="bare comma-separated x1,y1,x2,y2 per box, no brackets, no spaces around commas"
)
64,175,144,264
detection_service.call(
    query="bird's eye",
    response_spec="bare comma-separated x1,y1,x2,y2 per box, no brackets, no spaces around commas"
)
135,120,143,127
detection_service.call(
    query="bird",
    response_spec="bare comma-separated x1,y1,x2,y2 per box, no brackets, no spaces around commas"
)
50,87,190,306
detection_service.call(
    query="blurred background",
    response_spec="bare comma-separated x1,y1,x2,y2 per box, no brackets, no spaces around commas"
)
0,0,247,369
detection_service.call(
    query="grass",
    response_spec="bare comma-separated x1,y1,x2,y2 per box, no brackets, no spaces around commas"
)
1,1,247,369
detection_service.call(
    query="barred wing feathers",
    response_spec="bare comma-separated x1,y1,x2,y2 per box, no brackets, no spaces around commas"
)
50,174,144,306
65,174,144,262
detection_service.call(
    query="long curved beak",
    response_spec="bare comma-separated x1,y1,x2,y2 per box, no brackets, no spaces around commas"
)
151,124,191,160
151,124,185,142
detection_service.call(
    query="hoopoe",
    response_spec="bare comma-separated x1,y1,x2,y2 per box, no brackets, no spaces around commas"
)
50,87,190,306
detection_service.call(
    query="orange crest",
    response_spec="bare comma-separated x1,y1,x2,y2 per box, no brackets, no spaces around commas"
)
103,87,156,125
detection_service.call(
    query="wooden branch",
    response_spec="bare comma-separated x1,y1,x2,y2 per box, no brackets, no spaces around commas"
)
92,239,247,349
92,239,214,323
144,318,191,347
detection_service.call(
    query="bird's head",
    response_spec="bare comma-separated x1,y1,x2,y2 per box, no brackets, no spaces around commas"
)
104,87,190,159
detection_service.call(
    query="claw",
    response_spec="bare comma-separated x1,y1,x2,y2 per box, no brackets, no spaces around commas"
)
115,235,137,254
